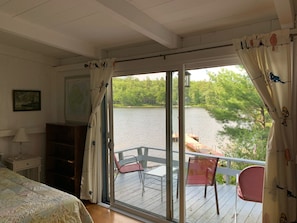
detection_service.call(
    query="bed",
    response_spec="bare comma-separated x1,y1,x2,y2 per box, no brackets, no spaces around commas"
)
0,162,93,223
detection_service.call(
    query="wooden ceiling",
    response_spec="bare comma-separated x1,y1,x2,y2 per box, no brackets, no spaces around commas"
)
0,0,294,59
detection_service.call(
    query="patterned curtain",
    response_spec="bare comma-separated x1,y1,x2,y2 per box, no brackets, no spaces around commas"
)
80,58,115,203
233,29,296,222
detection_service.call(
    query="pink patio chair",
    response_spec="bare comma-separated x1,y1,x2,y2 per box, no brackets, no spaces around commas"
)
235,165,264,222
114,154,144,182
186,156,220,215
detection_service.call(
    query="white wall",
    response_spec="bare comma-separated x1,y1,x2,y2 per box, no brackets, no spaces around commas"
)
0,44,57,171
0,44,91,181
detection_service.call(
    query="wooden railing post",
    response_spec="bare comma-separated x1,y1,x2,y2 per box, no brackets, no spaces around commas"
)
118,151,124,161
226,160,231,184
142,147,149,168
137,147,144,168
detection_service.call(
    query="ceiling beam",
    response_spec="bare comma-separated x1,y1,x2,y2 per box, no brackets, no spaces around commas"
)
0,13,96,58
273,0,295,29
96,0,182,49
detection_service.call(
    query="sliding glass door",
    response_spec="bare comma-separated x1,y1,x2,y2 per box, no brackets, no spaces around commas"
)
108,71,181,221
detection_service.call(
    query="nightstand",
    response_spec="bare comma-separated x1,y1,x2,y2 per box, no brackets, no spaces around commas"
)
6,154,41,182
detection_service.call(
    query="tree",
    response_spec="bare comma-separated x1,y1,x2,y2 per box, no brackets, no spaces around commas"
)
203,67,271,161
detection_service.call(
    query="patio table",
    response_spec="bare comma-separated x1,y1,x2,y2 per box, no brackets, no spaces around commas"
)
142,165,178,201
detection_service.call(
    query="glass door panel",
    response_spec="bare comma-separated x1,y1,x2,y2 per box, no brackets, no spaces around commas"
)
112,72,169,218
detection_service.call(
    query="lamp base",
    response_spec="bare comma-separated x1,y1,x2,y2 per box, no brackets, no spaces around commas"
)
14,143,24,160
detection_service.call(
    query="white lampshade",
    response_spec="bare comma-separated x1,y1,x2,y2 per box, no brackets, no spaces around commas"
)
13,128,29,143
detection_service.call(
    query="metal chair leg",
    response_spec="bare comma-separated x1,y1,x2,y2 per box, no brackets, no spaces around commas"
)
214,182,219,215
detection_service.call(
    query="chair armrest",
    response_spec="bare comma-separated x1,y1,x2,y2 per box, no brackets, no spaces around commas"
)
120,155,140,165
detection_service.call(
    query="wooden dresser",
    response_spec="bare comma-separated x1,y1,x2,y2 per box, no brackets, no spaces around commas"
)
45,123,87,197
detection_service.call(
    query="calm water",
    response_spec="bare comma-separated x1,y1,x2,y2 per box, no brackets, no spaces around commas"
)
113,107,224,151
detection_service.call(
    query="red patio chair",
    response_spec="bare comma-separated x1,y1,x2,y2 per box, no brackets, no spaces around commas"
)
114,154,144,182
186,156,220,215
235,165,264,222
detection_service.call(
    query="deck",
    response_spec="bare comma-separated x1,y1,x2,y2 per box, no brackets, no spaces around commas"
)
114,170,262,223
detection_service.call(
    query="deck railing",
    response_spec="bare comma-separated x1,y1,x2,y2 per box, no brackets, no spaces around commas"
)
115,146,265,184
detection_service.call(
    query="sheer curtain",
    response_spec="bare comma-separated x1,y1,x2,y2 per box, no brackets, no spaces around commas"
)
80,59,115,203
233,29,296,222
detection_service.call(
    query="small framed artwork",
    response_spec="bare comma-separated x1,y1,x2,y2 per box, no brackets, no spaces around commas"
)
65,75,91,123
13,90,41,111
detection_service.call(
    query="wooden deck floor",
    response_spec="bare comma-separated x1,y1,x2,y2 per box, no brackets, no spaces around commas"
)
114,171,262,223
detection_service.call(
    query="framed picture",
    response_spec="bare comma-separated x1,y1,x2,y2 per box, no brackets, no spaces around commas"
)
65,75,91,123
13,90,41,111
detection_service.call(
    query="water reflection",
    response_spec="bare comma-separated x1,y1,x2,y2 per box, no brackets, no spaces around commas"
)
113,107,224,151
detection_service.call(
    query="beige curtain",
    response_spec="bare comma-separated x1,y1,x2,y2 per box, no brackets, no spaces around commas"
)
234,30,297,223
80,59,115,203
233,29,296,222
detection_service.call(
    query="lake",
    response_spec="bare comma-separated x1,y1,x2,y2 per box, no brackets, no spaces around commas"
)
113,107,224,152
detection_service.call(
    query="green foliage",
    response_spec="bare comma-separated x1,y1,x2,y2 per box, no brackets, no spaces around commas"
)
113,76,166,107
205,68,268,127
202,67,271,162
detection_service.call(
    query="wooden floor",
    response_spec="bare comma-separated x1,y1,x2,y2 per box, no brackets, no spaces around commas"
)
84,202,141,223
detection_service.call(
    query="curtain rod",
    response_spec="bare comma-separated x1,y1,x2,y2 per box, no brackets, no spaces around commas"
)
84,63,98,68
114,43,233,64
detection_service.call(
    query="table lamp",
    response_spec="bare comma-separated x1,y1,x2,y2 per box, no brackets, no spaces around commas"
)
13,128,29,158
